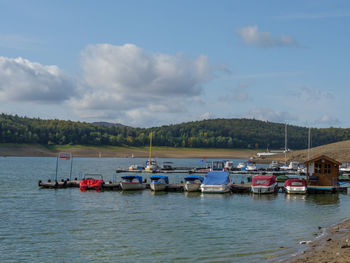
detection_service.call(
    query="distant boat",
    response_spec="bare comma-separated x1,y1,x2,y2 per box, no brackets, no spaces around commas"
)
150,175,169,191
184,175,204,192
237,162,247,170
161,161,176,171
120,175,146,190
224,160,235,171
200,171,232,193
269,160,280,170
284,178,307,194
245,162,257,171
128,164,143,171
80,174,104,191
145,132,159,172
251,175,277,194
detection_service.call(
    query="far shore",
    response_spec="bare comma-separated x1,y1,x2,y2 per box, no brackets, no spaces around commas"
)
0,143,259,159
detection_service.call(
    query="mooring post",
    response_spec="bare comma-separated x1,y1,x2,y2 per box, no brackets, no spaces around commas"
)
69,154,73,181
55,155,59,182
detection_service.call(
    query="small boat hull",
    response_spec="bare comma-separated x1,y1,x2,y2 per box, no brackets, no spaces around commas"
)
120,182,146,191
200,184,231,193
150,182,167,191
80,179,103,191
184,182,201,192
285,186,307,194
251,183,278,194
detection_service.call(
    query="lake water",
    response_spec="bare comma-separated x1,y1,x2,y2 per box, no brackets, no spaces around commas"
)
1,157,350,263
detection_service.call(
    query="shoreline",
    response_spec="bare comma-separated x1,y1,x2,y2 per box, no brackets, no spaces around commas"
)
286,218,350,263
0,143,258,159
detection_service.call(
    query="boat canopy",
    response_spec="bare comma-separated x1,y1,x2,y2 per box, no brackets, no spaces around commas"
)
202,171,230,185
252,175,276,186
121,175,143,184
150,175,169,184
284,178,306,187
184,175,204,182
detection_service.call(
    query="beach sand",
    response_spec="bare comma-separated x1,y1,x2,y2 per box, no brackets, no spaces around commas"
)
288,218,350,263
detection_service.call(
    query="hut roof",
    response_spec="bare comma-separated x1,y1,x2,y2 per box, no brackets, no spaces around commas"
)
304,155,342,166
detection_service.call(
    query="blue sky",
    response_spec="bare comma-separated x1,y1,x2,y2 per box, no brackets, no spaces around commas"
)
0,0,349,128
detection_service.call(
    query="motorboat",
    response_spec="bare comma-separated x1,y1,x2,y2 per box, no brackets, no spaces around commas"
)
200,171,232,193
161,161,176,171
128,164,143,171
269,161,280,170
280,162,300,171
340,162,350,173
245,162,257,171
211,161,225,171
237,162,247,170
284,178,307,194
224,160,235,171
145,159,159,172
251,175,277,194
80,174,104,191
184,175,204,192
150,175,169,191
120,175,146,190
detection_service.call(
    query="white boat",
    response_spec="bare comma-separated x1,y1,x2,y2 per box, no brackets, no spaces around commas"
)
128,164,143,171
145,159,159,172
200,171,232,193
284,178,307,194
269,160,280,170
340,162,350,173
184,176,204,192
224,160,235,171
245,162,257,171
280,161,300,171
150,175,169,191
120,175,146,190
237,162,246,169
161,161,176,171
251,175,278,194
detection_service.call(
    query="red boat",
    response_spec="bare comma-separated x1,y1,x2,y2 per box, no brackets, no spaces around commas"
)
284,178,307,194
80,174,104,191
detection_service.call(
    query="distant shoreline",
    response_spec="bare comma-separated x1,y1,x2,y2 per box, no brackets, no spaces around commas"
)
0,143,258,159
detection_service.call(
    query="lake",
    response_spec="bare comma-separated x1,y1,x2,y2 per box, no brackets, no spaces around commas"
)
1,157,350,262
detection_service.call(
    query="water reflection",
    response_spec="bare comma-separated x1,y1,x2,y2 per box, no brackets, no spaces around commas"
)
285,194,306,202
150,191,168,196
306,194,339,205
184,192,201,198
120,190,144,195
251,193,278,201
200,193,232,198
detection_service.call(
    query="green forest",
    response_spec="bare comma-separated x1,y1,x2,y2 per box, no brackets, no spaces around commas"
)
1,113,349,150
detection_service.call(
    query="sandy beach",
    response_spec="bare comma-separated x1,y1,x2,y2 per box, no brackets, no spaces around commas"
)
287,218,350,263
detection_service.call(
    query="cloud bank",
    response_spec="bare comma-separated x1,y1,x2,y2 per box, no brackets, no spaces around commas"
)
0,57,75,103
70,43,211,126
236,25,299,48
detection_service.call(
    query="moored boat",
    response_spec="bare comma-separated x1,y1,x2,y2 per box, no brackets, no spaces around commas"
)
246,162,257,171
161,161,176,171
145,159,159,172
251,175,277,194
120,175,146,190
128,164,143,171
200,171,232,193
224,160,235,171
80,174,104,191
284,178,307,194
184,175,204,192
150,175,169,191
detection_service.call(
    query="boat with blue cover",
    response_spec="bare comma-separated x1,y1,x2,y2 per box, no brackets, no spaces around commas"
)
200,171,232,193
150,175,169,191
184,175,204,192
120,175,146,190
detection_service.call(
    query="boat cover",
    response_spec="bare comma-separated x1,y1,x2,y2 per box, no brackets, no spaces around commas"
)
150,175,169,184
202,171,230,185
284,178,306,187
252,175,276,186
121,175,143,184
184,175,204,182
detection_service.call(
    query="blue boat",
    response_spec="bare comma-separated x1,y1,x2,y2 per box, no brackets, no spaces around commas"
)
184,175,204,192
150,175,169,191
200,171,232,193
120,175,146,190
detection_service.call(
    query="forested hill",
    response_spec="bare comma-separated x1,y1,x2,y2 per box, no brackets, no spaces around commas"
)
1,113,350,150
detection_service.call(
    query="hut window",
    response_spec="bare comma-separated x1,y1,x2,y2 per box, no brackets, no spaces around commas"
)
326,164,331,174
315,163,321,173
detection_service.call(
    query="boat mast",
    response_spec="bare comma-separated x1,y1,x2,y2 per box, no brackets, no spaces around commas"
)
308,124,311,161
149,132,153,163
284,123,287,164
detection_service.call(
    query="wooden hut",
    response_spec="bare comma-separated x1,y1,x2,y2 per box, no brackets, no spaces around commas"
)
304,155,342,193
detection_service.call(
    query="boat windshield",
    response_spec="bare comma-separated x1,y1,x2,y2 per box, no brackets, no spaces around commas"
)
291,182,303,186
255,180,266,185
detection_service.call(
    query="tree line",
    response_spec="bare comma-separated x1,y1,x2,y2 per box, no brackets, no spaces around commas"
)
1,113,350,150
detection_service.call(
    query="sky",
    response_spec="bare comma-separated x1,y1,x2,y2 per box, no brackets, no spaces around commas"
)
0,0,349,128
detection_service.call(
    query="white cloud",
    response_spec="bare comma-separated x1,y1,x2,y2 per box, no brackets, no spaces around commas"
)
0,57,75,103
247,107,297,123
236,25,299,48
290,86,334,101
71,43,212,126
317,115,341,126
199,112,213,120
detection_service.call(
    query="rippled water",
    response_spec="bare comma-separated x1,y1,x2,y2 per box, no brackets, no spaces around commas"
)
1,157,350,263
